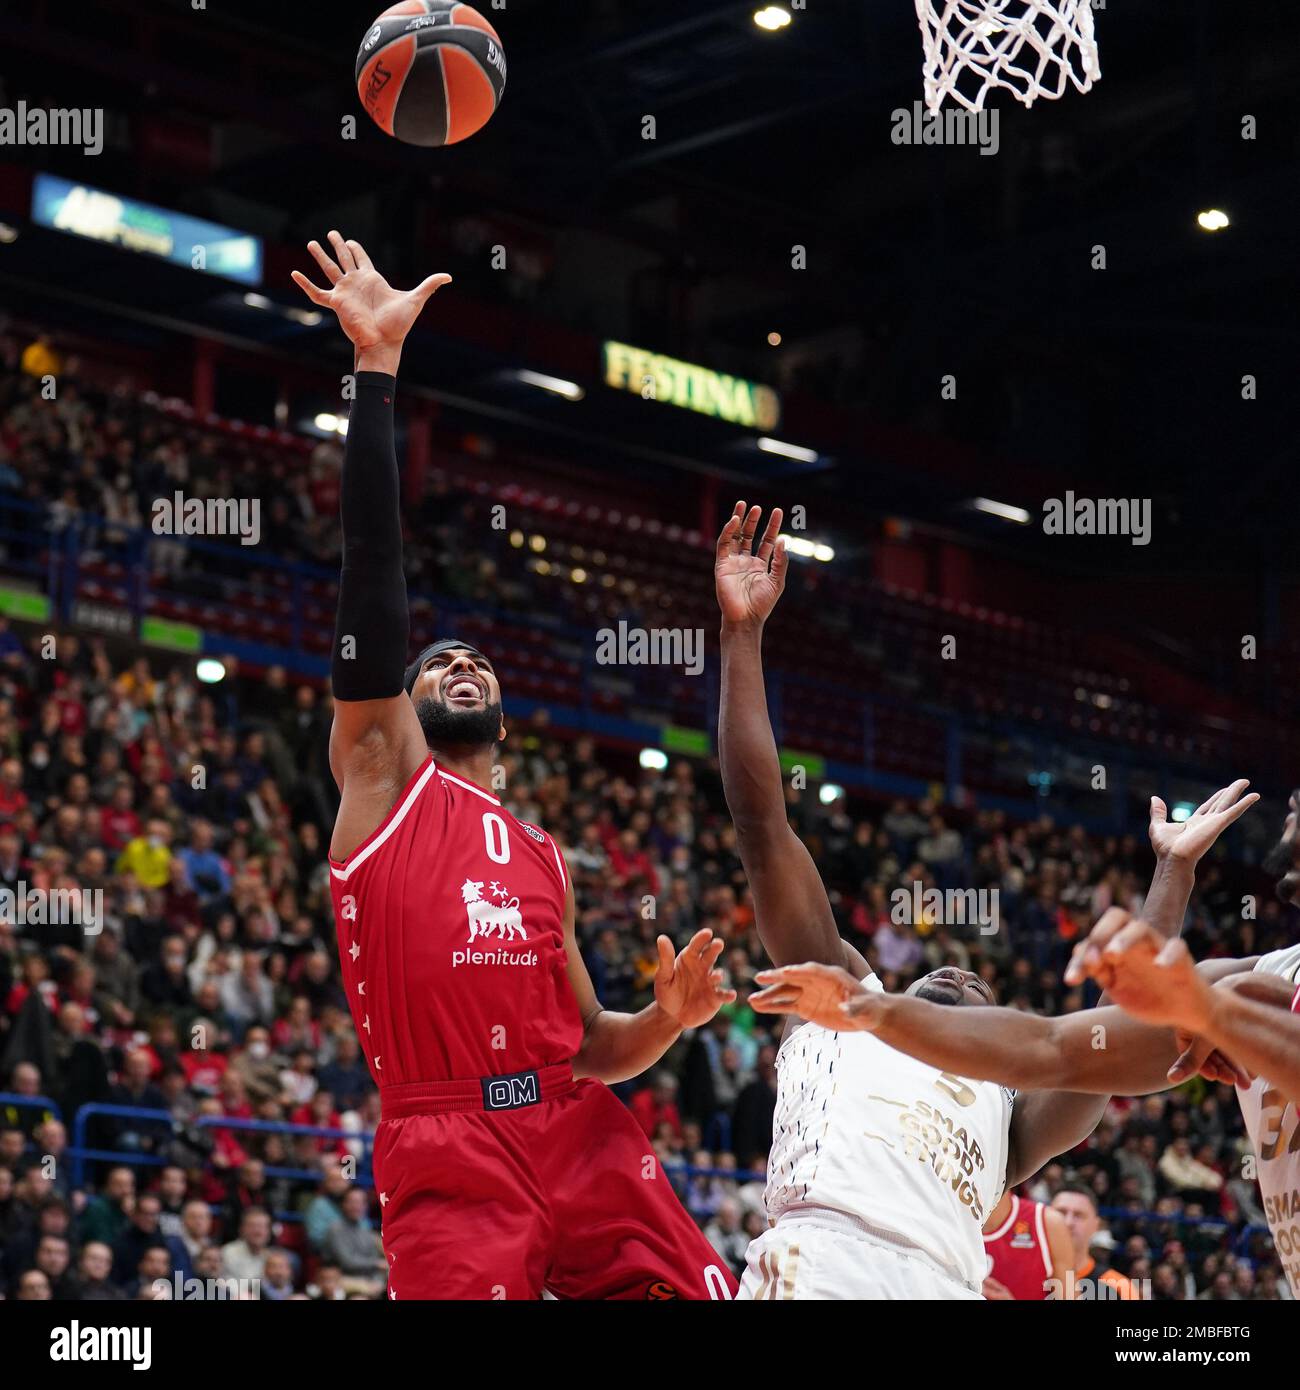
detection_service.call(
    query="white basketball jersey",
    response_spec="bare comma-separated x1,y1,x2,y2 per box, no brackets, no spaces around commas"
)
1236,944,1300,1296
766,973,1015,1290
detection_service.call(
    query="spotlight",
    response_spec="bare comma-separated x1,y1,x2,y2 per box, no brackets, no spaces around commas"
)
970,497,1032,525
757,437,818,464
515,369,585,401
754,5,792,30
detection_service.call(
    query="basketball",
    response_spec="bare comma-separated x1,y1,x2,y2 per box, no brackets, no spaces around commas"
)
355,1,506,147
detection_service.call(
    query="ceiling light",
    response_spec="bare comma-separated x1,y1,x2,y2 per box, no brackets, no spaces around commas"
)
516,369,584,401
757,436,818,464
754,5,792,31
970,497,1032,524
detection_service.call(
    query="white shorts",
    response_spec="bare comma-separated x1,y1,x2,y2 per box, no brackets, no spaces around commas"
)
737,1210,982,1301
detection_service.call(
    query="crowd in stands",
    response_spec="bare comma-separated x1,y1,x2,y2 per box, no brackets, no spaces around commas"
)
0,615,1291,1301
7,321,1291,804
0,329,1295,1302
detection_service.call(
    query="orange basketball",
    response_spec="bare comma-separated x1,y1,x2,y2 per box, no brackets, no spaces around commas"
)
355,1,506,147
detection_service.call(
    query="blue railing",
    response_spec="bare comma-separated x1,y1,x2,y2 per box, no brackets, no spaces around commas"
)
68,1103,375,1191
0,491,1279,834
34,1103,1277,1268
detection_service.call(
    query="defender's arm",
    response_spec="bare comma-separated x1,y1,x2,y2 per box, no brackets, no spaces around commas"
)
716,503,862,973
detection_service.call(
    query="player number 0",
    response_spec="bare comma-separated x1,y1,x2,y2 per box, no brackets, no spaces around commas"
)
483,812,511,864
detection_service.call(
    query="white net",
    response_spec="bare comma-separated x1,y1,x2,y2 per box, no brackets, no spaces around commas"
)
915,0,1101,113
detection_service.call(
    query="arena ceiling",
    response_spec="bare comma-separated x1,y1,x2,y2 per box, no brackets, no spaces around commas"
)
2,0,1300,577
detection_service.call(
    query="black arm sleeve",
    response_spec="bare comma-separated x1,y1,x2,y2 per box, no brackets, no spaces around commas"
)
330,371,409,701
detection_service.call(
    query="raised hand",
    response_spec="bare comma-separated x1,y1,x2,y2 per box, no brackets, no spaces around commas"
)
654,929,737,1028
1148,779,1258,865
291,231,451,371
715,502,789,628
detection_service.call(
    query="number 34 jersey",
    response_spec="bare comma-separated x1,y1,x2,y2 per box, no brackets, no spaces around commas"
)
328,755,584,1086
766,973,1014,1290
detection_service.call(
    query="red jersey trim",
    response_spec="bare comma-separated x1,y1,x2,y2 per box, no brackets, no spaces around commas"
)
328,755,438,882
1291,981,1300,1014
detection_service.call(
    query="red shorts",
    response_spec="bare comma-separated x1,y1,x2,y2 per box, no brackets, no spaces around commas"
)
373,1067,738,1300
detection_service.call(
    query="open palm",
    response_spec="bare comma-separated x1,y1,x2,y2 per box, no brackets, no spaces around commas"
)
291,231,451,352
1149,779,1258,865
715,501,789,626
654,929,736,1027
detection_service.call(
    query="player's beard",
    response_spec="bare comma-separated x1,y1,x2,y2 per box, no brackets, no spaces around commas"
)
1263,835,1300,904
414,695,503,750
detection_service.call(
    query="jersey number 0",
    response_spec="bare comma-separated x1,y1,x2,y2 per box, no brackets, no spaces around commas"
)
482,812,511,864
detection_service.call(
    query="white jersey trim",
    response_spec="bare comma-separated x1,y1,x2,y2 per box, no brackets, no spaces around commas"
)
1033,1199,1052,1280
983,1193,1019,1244
549,839,568,893
436,767,501,805
329,757,439,882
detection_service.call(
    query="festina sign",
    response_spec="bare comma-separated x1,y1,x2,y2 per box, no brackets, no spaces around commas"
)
603,340,780,430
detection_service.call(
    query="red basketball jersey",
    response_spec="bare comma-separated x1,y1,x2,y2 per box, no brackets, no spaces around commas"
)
983,1195,1054,1300
328,755,583,1085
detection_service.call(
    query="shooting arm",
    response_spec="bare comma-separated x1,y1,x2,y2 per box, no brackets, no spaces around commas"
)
326,372,428,855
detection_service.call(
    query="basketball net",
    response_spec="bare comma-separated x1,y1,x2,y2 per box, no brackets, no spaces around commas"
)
915,0,1100,112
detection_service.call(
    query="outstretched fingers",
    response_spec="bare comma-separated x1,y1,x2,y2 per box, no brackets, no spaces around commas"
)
328,230,356,272
755,507,783,565
290,270,332,306
1064,905,1131,985
412,272,453,303
306,239,342,284
738,504,762,555
716,501,746,561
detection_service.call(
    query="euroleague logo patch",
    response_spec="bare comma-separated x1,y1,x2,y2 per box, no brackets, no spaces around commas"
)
520,823,545,844
363,24,382,50
645,1280,680,1301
